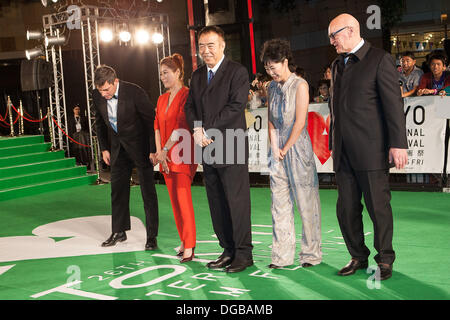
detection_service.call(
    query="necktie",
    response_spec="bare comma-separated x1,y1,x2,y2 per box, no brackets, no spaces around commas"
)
208,70,214,84
344,53,355,65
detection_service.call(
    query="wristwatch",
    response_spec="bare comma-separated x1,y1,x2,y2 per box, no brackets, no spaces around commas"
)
162,146,169,152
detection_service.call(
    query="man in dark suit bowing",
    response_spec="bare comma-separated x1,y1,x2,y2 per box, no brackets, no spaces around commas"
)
93,65,159,250
184,26,253,273
328,14,408,280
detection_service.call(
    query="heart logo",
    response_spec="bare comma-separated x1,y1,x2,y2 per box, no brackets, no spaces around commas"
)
307,112,331,165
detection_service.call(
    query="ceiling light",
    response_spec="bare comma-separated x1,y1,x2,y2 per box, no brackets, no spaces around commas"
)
119,31,131,42
27,30,44,40
100,29,114,42
136,30,150,44
45,35,66,47
25,47,44,60
152,32,164,44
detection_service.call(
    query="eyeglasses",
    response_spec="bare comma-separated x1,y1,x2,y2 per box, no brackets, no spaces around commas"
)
329,26,349,40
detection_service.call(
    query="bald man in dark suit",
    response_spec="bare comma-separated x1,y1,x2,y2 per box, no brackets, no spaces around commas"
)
328,14,408,280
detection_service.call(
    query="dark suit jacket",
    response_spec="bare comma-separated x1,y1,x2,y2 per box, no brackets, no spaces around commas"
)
184,57,250,167
329,41,408,171
67,114,88,136
93,80,156,168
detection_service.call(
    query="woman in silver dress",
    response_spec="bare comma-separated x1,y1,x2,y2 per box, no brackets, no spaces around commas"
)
261,39,322,268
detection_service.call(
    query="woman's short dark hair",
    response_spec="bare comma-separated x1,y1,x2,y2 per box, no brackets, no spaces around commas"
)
260,39,296,71
94,64,117,87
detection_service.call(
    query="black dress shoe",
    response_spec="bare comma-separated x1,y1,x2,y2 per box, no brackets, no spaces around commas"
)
101,232,127,247
225,259,254,273
145,238,158,251
268,264,283,269
302,263,314,268
337,259,368,276
378,263,393,280
206,254,234,269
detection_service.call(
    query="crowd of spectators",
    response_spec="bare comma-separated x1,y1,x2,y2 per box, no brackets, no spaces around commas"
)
399,50,450,97
247,49,449,110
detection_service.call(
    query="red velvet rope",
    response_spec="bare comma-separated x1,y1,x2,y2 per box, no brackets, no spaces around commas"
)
0,108,7,122
10,104,48,123
0,112,19,125
51,116,91,148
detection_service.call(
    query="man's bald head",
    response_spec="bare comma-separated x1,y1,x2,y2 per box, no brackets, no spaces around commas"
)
328,14,362,54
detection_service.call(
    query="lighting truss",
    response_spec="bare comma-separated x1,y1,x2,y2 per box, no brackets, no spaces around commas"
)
41,3,171,160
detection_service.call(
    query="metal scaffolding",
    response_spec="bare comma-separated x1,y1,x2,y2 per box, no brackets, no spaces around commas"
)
41,3,171,159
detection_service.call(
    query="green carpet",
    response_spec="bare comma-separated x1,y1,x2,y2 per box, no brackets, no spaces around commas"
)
0,183,449,300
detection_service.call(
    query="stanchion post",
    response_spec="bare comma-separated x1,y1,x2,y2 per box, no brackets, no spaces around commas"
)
7,96,14,137
92,135,105,185
19,100,25,136
39,109,44,135
47,107,55,151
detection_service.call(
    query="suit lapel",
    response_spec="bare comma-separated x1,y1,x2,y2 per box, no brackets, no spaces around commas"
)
207,58,228,92
198,66,208,96
116,81,126,131
201,58,228,97
97,95,109,128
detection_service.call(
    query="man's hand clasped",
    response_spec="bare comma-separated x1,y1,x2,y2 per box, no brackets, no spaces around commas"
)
193,127,213,147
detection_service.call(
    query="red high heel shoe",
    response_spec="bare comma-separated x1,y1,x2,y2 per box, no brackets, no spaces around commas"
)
180,248,195,263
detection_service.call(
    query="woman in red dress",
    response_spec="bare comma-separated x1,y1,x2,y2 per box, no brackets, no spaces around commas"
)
151,53,198,263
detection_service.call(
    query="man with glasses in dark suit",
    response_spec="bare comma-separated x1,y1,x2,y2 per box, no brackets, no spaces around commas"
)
328,14,408,280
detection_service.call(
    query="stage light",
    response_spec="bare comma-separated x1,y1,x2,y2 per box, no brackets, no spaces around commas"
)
157,0,163,2
52,0,58,3
45,35,66,47
152,32,164,44
136,30,150,44
25,47,44,60
119,31,131,42
27,30,44,40
100,29,114,42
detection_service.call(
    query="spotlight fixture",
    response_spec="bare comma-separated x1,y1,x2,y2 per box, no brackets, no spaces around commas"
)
27,30,44,40
45,35,66,47
100,29,114,42
157,0,163,3
25,47,44,60
152,32,164,44
119,31,131,42
136,30,150,44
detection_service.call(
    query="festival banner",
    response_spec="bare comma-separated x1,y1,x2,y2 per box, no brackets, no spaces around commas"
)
391,96,447,174
249,97,448,174
247,107,269,173
306,103,333,173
